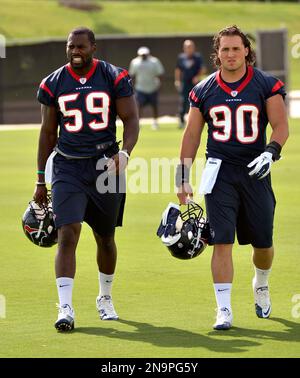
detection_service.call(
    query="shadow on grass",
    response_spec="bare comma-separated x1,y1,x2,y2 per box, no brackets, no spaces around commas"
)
207,317,300,343
76,319,259,354
75,317,300,354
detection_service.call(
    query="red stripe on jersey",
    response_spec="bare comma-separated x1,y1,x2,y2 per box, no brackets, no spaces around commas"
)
271,80,284,93
66,58,98,83
216,65,254,96
40,81,54,98
114,70,129,87
190,90,199,103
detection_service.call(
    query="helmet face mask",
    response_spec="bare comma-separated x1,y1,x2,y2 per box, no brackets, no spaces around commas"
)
22,197,58,248
157,202,210,260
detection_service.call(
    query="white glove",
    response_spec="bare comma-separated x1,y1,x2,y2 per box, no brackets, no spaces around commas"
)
247,151,273,180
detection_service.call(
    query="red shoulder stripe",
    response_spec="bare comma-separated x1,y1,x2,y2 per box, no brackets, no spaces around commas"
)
40,81,54,98
189,90,199,103
114,70,129,87
271,80,284,93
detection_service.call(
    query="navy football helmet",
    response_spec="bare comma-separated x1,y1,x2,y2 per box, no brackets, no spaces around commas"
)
22,197,57,248
157,201,210,260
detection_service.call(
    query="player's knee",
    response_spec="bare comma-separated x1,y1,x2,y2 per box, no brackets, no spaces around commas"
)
214,244,233,255
97,234,116,252
58,224,81,249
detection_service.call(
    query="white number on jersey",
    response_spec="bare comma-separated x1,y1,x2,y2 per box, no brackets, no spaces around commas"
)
58,92,110,132
210,104,259,144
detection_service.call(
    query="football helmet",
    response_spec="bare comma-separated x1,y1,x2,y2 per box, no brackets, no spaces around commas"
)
22,196,57,248
157,201,209,260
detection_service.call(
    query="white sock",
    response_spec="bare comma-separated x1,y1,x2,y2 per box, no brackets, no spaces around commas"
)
99,272,114,297
253,267,271,287
213,283,232,312
56,277,74,308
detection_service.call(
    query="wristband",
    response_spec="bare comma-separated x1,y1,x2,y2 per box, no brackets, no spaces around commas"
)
265,141,282,161
35,181,46,186
175,164,190,188
119,150,130,160
37,170,45,174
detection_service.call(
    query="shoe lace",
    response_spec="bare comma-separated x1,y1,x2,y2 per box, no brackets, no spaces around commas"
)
216,307,231,322
256,286,270,307
100,296,115,315
56,303,72,316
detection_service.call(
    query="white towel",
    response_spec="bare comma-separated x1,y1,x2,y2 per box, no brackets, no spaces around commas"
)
45,151,57,184
199,158,222,195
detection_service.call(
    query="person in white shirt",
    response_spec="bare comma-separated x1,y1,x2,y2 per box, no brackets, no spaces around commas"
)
129,47,164,130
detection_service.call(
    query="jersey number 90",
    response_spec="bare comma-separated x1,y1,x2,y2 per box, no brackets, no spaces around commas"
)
58,92,110,132
210,104,259,144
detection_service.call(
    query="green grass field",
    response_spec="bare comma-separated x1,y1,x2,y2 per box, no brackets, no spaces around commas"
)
0,120,299,358
1,0,300,89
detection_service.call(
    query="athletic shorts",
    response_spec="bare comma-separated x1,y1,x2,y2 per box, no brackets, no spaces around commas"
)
205,161,276,248
51,153,126,236
136,90,158,107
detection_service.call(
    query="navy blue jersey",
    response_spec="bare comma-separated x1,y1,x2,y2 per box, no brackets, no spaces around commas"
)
189,66,286,165
37,58,134,157
176,52,203,86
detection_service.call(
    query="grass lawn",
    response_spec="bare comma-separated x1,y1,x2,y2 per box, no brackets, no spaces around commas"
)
0,119,299,358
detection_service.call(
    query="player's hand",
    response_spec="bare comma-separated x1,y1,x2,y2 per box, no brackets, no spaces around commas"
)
33,185,48,206
106,151,128,175
247,152,273,180
177,182,194,205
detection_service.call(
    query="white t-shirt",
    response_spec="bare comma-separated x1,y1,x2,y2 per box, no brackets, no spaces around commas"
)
129,56,164,94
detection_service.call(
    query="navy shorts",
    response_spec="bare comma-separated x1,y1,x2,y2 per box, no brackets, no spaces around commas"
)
205,161,276,248
51,154,126,236
136,90,158,107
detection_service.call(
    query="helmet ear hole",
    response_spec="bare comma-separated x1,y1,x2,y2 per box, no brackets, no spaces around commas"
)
22,196,58,248
157,201,210,260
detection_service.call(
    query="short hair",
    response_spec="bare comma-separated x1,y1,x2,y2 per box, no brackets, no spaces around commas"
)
68,27,96,45
211,25,256,68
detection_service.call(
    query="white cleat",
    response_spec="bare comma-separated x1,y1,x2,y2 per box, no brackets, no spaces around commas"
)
96,295,119,320
213,307,233,330
55,304,75,332
253,279,271,318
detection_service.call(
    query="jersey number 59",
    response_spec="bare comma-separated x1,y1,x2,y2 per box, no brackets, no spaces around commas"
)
58,92,110,132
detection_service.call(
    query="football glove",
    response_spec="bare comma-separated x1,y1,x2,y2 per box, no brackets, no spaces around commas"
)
247,151,273,180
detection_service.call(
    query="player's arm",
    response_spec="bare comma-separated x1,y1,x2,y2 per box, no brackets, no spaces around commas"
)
177,106,205,204
107,95,139,174
248,94,289,180
266,93,289,147
33,104,58,205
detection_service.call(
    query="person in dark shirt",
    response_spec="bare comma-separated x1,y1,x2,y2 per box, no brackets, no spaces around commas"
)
176,25,289,330
175,40,205,129
34,27,139,332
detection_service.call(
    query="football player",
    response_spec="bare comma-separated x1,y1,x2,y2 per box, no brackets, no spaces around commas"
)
176,25,289,330
34,27,139,331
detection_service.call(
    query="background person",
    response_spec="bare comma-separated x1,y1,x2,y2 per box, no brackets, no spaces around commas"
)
175,39,205,129
129,46,164,130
